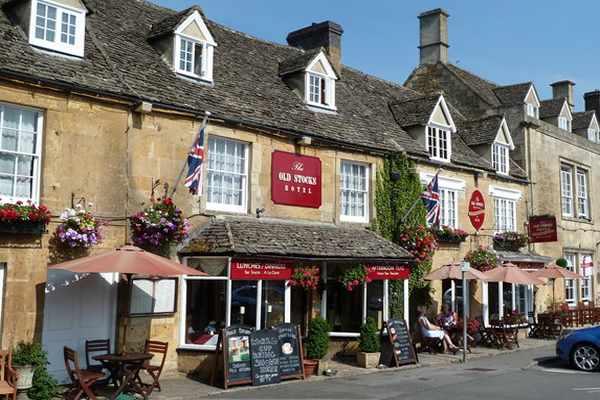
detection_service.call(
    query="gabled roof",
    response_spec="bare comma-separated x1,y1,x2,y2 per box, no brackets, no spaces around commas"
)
456,115,506,147
389,92,446,128
445,63,501,107
539,99,569,119
148,5,204,40
180,217,413,261
278,48,333,77
493,82,534,106
572,110,596,130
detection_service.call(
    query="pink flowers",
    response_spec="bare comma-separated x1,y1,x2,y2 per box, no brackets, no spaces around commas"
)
339,266,372,291
288,267,320,291
397,224,438,263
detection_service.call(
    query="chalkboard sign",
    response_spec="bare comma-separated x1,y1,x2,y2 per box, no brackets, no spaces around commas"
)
211,324,253,388
379,318,417,367
250,329,281,386
274,323,304,379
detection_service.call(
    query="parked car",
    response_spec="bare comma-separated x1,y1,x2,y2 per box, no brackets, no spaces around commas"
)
556,326,600,371
231,285,284,326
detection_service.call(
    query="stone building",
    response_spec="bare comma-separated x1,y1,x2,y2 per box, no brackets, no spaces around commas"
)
405,8,600,317
0,0,532,382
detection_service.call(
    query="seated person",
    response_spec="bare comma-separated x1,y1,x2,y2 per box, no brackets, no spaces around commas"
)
438,303,458,325
418,305,459,354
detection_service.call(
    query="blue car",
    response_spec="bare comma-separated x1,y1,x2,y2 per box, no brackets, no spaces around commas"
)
556,326,600,371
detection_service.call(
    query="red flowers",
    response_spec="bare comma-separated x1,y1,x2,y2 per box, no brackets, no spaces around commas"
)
0,200,51,223
397,224,438,263
288,267,320,290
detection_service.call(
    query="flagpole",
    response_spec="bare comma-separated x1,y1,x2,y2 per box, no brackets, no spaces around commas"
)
400,168,443,224
170,112,210,197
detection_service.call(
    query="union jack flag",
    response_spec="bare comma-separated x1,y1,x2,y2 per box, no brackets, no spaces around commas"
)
420,171,441,228
184,116,208,195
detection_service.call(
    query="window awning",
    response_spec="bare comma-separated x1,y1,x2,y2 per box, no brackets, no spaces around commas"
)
180,217,413,263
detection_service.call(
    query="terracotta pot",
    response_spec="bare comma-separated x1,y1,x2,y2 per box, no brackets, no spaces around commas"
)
303,359,318,378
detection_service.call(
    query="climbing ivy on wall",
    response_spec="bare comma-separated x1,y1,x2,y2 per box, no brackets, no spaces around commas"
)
372,154,434,319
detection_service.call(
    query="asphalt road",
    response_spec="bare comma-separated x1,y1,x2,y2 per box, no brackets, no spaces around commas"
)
203,345,600,400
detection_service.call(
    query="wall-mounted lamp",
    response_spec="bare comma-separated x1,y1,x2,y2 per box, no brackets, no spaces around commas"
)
294,136,312,146
134,101,153,114
256,208,266,218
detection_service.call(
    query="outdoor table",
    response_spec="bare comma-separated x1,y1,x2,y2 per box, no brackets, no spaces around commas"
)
93,352,153,400
440,322,472,353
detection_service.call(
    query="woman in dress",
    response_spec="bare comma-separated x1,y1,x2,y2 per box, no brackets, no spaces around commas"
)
438,303,458,325
418,305,459,354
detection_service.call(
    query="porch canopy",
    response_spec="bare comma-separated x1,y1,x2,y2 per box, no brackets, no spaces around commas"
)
180,217,413,262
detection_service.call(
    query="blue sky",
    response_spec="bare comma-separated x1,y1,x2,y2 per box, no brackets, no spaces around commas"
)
150,0,599,110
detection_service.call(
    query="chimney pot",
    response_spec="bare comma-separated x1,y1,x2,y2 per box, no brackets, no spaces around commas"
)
287,21,343,75
551,80,575,112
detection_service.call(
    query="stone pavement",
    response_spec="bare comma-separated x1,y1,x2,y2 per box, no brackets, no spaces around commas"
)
150,336,557,400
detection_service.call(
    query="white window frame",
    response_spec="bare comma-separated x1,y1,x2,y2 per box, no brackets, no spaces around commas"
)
305,72,335,110
426,124,451,162
29,0,86,57
205,136,248,213
564,252,577,304
577,169,589,219
526,103,539,118
561,162,589,219
558,117,572,132
580,254,592,302
492,142,509,175
489,186,520,233
174,34,214,82
340,161,369,223
0,103,44,204
561,164,573,217
421,173,464,228
587,129,600,143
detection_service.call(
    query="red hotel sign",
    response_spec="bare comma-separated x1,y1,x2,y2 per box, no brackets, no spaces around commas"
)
529,216,558,243
271,151,322,208
468,190,486,230
365,263,410,280
231,260,293,280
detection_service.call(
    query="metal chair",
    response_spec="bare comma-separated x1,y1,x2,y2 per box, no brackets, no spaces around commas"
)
64,346,105,400
0,349,18,400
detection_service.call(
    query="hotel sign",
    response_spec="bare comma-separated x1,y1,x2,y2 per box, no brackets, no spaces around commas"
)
468,190,486,230
529,216,557,243
271,151,322,208
231,260,293,280
365,263,410,280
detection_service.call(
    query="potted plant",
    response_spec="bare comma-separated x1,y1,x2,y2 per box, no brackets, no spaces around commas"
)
0,199,51,234
357,317,380,368
338,265,372,291
12,341,60,400
304,317,331,377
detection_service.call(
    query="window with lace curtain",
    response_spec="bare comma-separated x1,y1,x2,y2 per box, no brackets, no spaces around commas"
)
340,161,369,222
206,136,248,213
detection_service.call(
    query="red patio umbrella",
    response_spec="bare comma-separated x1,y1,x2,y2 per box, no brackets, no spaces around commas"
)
48,245,207,352
484,262,546,286
531,261,584,310
422,261,491,281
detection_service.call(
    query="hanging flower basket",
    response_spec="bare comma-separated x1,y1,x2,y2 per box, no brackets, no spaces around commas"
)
433,226,469,243
53,204,107,249
397,224,438,262
0,200,51,234
287,266,320,291
130,197,190,247
338,265,372,291
492,231,529,249
463,245,498,272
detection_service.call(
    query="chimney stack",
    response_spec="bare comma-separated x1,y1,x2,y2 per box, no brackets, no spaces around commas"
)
418,8,449,65
287,21,343,76
551,80,575,112
584,90,600,117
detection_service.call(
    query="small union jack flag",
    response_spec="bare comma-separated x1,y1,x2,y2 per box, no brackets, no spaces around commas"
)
420,171,441,228
184,117,208,195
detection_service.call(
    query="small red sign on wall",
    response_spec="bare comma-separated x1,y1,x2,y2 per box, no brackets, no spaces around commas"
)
468,190,486,230
271,151,322,208
365,263,410,280
231,260,293,280
529,216,558,243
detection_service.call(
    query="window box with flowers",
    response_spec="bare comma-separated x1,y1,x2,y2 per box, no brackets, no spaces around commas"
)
0,200,51,234
130,198,190,248
397,224,438,263
53,204,108,249
433,226,469,244
338,265,372,291
493,231,529,249
463,246,498,272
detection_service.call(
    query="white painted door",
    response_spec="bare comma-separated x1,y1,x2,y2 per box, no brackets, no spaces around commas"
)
43,270,118,384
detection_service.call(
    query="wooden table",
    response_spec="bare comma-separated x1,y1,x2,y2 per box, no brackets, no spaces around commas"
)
440,323,473,353
93,352,153,400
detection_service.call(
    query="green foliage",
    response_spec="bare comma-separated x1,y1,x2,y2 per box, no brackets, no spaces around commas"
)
13,341,60,400
305,317,331,360
358,317,380,353
372,155,433,322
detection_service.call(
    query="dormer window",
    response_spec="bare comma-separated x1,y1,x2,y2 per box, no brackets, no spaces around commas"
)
427,126,450,161
177,37,210,78
492,143,509,175
307,72,334,107
424,95,455,162
588,129,600,143
526,103,539,118
558,117,572,132
29,0,86,57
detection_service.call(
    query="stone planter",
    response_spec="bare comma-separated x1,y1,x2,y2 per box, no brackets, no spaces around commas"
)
357,351,381,368
0,220,45,234
316,359,329,376
13,365,35,390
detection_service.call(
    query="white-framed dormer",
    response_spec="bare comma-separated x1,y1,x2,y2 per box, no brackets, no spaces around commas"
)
587,113,600,143
524,85,540,118
491,117,514,175
28,0,87,57
557,101,573,132
173,11,217,82
426,95,456,162
304,52,337,111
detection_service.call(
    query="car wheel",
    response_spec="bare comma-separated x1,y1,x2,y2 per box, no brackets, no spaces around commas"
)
571,343,600,372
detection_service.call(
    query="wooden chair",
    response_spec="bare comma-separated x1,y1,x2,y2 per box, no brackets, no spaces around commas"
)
0,349,18,400
494,320,519,349
474,316,495,347
64,346,105,400
417,317,442,354
135,340,168,396
85,339,110,373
